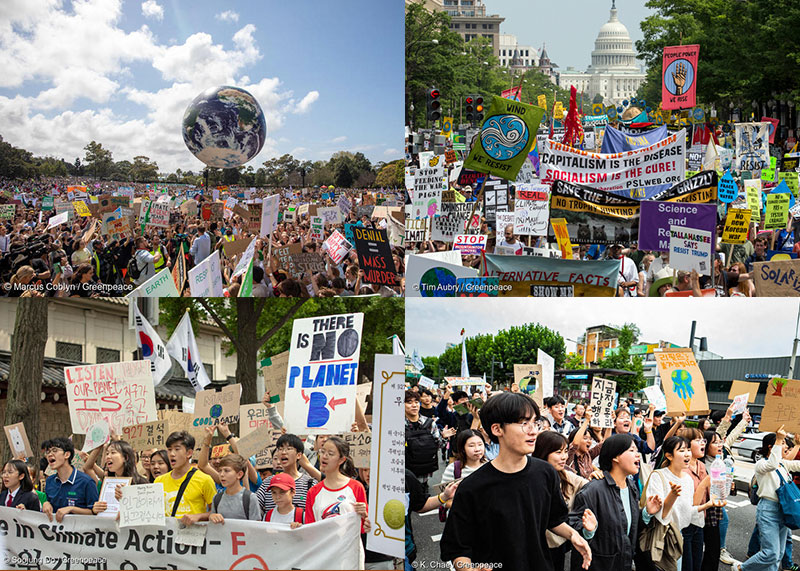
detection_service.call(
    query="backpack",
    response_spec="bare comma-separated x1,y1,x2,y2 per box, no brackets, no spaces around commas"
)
438,460,462,522
127,254,142,280
749,474,760,505
265,506,304,524
212,489,252,519
406,417,439,477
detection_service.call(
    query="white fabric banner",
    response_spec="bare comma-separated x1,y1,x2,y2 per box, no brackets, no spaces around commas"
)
166,312,212,392
188,250,224,297
0,508,363,570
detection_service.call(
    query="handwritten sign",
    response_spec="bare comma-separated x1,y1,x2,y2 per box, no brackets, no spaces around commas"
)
192,384,241,428
344,431,371,469
514,184,550,236
3,422,33,459
64,361,157,434
310,216,325,241
760,378,800,433
728,380,760,402
405,218,430,243
643,385,668,411
235,423,275,459
753,259,800,297
732,393,749,415
97,477,131,518
589,377,616,428
284,313,363,434
157,410,205,457
119,483,166,528
82,418,111,452
654,348,710,415
513,364,543,407
121,420,167,451
324,230,352,264
261,350,289,403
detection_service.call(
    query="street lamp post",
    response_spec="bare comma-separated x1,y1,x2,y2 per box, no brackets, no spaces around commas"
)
490,357,504,389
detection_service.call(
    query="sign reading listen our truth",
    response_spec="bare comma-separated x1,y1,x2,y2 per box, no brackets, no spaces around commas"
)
284,313,364,434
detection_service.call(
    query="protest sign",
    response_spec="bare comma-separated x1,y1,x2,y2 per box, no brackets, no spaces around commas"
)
495,210,515,235
482,178,508,223
417,376,435,390
310,216,324,241
745,179,763,221
337,195,352,217
344,431,371,469
188,250,224,297
273,243,301,278
662,44,699,110
121,420,167,452
318,206,343,226
157,410,205,457
669,225,713,274
146,202,170,228
456,277,501,296
728,380,760,402
551,218,574,259
72,201,91,217
42,195,54,210
107,216,132,242
192,384,241,428
284,313,363,434
231,238,256,279
47,211,69,229
760,378,800,433
411,162,445,219
721,207,752,245
453,234,487,256
406,254,478,297
601,124,669,154
180,198,199,217
779,172,799,196
235,423,275,459
352,227,396,286
638,200,717,251
239,403,274,437
431,202,472,242
262,350,290,403
589,377,616,428
513,364,543,406
643,385,668,411
119,483,165,528
3,422,33,459
541,130,686,200
463,97,546,180
224,196,236,219
127,269,180,298
356,382,371,415
654,348,710,415
324,230,352,264
222,237,252,260
81,418,111,452
732,393,749,415
538,349,555,399
513,184,550,236
97,477,130,519
481,254,618,297
753,259,800,296
735,123,771,171
548,179,639,245
258,195,279,236
765,192,790,230
64,361,157,434
367,355,405,558
718,170,738,203
405,218,430,243
292,251,326,277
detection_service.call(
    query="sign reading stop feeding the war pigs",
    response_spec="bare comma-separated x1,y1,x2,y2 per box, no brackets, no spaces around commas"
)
64,361,157,434
352,227,396,286
411,162,445,219
284,313,364,434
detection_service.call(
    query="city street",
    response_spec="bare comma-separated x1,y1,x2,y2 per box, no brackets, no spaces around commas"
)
409,455,798,569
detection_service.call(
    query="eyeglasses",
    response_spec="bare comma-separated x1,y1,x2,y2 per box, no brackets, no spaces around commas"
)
514,420,547,432
45,448,64,455
692,439,707,444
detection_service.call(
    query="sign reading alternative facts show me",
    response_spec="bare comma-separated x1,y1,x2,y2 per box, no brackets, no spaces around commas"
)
284,313,364,434
64,361,157,434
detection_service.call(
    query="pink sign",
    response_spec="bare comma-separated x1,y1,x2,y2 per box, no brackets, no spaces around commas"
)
661,44,699,110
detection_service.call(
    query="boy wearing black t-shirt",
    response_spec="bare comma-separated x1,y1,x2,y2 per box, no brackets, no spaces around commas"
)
440,392,593,571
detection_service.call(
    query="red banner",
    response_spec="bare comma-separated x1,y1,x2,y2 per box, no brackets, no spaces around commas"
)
501,86,521,102
661,44,699,110
762,116,779,144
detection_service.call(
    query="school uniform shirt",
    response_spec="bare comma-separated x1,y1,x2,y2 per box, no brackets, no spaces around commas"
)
155,469,217,516
0,488,41,511
44,467,99,511
440,456,568,570
305,478,368,533
256,473,316,515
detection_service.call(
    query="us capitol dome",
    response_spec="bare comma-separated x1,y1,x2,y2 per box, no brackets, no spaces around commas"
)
559,1,646,106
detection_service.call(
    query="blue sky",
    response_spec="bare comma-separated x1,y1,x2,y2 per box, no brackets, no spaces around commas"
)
0,0,403,173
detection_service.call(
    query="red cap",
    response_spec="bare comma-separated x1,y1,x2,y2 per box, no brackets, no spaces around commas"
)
269,472,296,491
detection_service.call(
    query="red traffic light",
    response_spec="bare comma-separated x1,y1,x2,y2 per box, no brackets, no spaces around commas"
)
465,96,473,104
429,89,440,99
475,96,483,104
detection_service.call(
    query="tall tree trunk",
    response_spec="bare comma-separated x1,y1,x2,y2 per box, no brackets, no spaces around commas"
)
236,298,260,406
2,298,48,463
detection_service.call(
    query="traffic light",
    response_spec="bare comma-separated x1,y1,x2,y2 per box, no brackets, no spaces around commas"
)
426,88,441,121
474,94,484,122
465,95,475,121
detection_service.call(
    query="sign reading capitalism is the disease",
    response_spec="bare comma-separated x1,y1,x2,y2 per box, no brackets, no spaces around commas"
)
463,96,546,180
352,227,397,286
548,179,640,246
481,254,618,297
661,44,700,110
540,129,686,200
284,313,364,434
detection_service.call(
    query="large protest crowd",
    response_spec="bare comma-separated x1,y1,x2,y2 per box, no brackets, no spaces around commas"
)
0,176,405,298
404,380,800,571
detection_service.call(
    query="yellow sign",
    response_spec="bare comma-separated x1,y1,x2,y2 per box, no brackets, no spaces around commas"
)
592,103,604,116
441,116,453,139
553,101,564,120
551,218,573,259
72,201,91,217
765,192,790,230
537,95,547,109
745,179,762,222
721,207,751,245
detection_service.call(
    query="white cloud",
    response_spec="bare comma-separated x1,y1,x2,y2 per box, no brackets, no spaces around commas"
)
292,91,319,114
331,136,347,143
215,10,239,22
383,148,400,156
141,0,163,21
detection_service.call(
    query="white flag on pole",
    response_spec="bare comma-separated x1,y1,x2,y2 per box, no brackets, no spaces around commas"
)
166,312,211,392
461,331,470,378
132,303,172,386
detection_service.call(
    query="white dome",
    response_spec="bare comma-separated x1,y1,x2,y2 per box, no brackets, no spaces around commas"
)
597,9,631,38
589,7,639,73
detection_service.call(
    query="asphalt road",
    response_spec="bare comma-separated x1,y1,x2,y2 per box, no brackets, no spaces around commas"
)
409,455,798,570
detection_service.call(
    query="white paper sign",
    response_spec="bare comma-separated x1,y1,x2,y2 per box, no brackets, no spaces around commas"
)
514,184,550,236
231,238,257,279
119,483,165,528
324,230,352,265
643,385,668,411
126,269,180,298
47,211,69,229
732,392,749,415
589,377,617,428
97,477,130,518
175,523,208,546
260,194,280,236
669,225,713,275
188,250,224,297
81,418,111,452
538,349,555,399
411,163,446,219
418,376,435,390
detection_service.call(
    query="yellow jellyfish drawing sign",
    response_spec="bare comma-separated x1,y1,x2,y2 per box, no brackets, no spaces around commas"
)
654,347,710,415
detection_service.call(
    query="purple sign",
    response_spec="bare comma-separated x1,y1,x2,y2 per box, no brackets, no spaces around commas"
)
638,201,718,252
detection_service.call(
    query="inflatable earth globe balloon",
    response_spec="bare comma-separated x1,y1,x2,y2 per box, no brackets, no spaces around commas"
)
182,86,266,168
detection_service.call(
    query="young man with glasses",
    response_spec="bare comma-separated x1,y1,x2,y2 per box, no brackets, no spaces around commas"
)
255,434,318,515
440,392,593,570
41,437,99,522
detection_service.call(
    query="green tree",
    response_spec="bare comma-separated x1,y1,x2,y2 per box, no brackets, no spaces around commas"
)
563,352,586,370
129,155,159,182
421,356,442,380
83,141,113,179
222,167,241,186
374,160,404,188
0,136,35,179
595,323,646,395
333,157,355,188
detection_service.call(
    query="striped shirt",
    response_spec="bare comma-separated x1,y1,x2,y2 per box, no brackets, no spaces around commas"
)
255,473,316,514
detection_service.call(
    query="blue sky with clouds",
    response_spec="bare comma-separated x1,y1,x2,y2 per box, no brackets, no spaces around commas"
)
0,0,403,173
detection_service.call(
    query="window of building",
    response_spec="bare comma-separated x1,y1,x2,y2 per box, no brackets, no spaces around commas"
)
454,24,459,28
96,347,120,364
56,341,83,362
204,364,213,381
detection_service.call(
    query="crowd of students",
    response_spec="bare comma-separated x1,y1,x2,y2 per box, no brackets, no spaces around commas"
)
404,381,800,571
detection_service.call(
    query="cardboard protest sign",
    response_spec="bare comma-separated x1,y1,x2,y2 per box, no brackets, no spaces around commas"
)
192,384,241,428
638,199,717,252
514,184,550,236
108,216,132,242
728,380,759,402
541,130,686,200
431,202,472,242
324,230,352,264
222,237,253,260
735,123,771,171
406,254,478,297
721,208,752,245
753,259,800,296
513,364,543,406
82,418,112,452
653,348,710,415
355,382,371,414
292,251,326,277
64,361,157,434
669,225,713,274
261,350,290,405
661,44,699,110
235,423,275,459
589,377,616,428
157,410,205,456
344,431,371,469
765,192,790,230
405,218,430,243
760,378,800,433
119,483,165,528
642,385,668,411
240,403,274,437
121,420,167,451
284,313,363,434
463,96,546,180
411,162,445,219
352,227,396,286
453,234,487,256
3,422,33,459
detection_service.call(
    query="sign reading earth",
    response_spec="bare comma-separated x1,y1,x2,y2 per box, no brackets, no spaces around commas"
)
182,86,267,168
